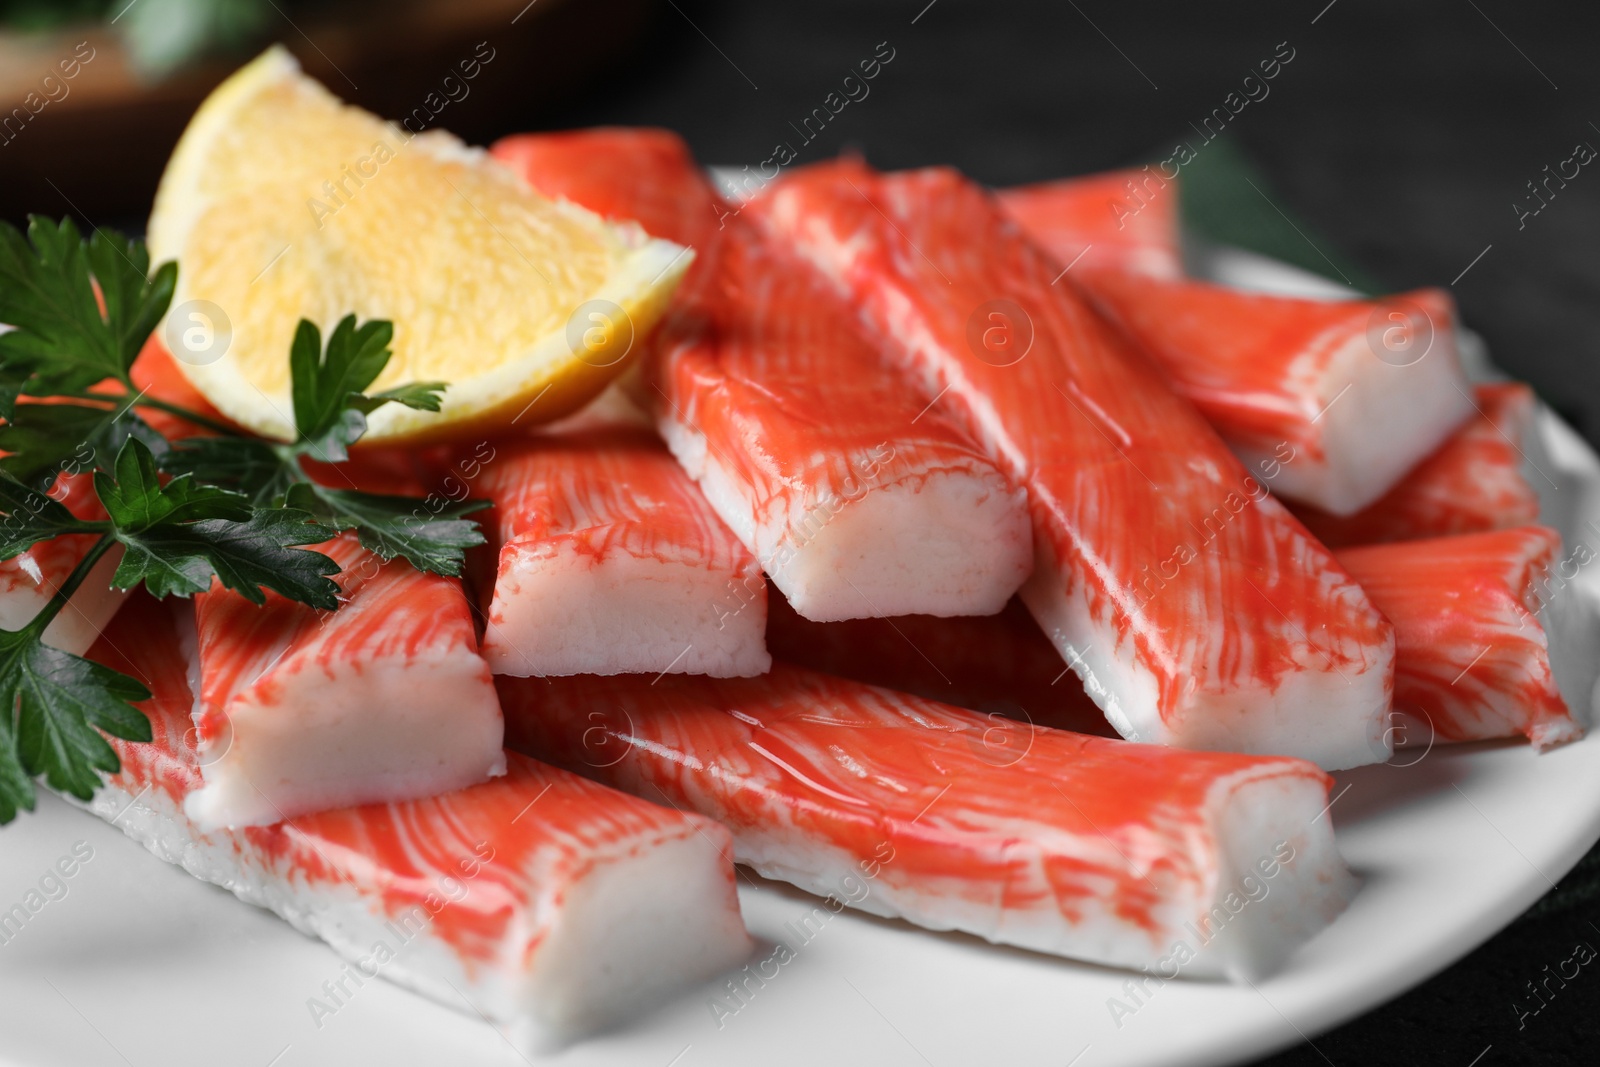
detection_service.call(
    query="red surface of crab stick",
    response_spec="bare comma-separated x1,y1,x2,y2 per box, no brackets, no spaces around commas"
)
750,160,1395,769
999,167,1184,279
765,591,1114,737
493,128,710,241
1051,267,1475,515
1336,527,1597,750
494,129,1033,621
187,530,506,829
500,666,1354,980
1292,383,1547,547
79,594,753,1050
473,428,771,678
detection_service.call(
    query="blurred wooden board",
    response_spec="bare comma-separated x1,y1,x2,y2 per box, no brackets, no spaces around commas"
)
0,0,657,228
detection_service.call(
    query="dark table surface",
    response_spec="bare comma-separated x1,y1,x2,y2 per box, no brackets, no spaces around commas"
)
506,1,1600,1064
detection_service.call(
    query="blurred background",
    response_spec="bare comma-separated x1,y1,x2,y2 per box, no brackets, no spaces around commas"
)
3,0,1597,1061
2,0,1594,440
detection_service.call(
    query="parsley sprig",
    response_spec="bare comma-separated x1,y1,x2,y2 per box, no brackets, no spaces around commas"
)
0,216,183,486
0,215,487,824
0,217,173,408
163,315,488,576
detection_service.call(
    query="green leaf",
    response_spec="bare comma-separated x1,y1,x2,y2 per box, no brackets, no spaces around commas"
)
0,217,174,398
300,409,368,465
0,403,106,489
161,436,299,506
95,437,251,532
287,482,487,578
353,380,448,415
281,315,450,463
96,438,341,607
0,381,22,423
86,228,178,375
0,626,152,822
0,700,33,823
111,508,343,608
0,400,162,490
0,474,99,560
290,315,394,461
0,217,101,393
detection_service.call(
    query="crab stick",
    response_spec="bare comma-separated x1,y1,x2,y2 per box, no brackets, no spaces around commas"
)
751,161,1395,769
495,129,1033,621
1055,269,1475,515
501,666,1354,980
493,128,711,241
77,593,752,1049
999,167,1183,278
1336,527,1597,750
765,591,1113,737
187,531,505,829
474,428,770,677
1292,383,1547,547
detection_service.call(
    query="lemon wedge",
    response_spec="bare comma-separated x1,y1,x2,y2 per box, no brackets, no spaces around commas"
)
147,47,691,445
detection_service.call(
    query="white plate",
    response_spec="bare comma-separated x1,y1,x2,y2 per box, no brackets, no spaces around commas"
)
3,251,1598,1067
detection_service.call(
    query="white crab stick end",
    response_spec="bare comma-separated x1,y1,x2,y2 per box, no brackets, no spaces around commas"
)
184,532,506,830
1293,382,1547,547
1231,294,1474,516
79,595,753,1050
476,430,770,678
662,411,1030,622
1069,272,1476,516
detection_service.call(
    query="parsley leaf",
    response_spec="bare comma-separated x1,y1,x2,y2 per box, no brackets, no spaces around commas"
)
290,316,392,442
159,435,299,505
0,703,31,823
0,217,175,405
95,435,251,529
111,509,344,608
289,316,447,462
0,474,99,560
353,380,448,415
292,316,383,461
281,316,469,571
162,315,476,575
0,400,165,489
0,534,153,825
286,482,487,578
87,228,177,375
0,217,177,488
0,629,152,810
99,438,342,608
0,217,101,399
